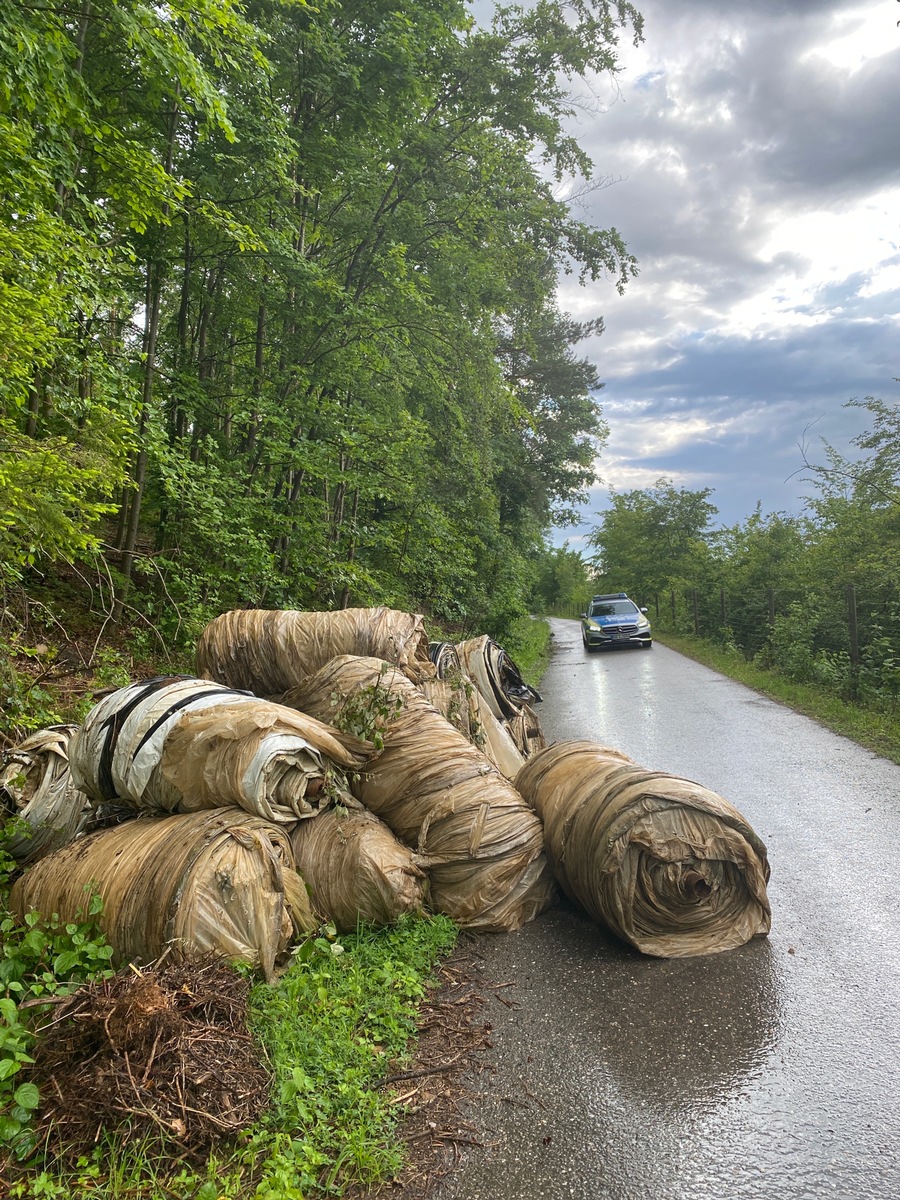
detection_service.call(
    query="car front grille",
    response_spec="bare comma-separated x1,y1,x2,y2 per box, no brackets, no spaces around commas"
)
605,624,638,637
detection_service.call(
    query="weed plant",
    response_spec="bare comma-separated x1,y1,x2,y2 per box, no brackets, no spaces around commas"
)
0,832,115,1161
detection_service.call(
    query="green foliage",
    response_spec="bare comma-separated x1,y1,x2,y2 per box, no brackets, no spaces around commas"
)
0,635,64,741
530,544,598,616
1,0,643,644
328,667,405,751
0,837,115,1158
500,615,552,686
588,477,718,604
244,914,457,1196
605,394,900,719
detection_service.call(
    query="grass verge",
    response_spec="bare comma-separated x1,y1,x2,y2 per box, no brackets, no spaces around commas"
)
5,914,459,1200
657,632,900,765
503,616,552,688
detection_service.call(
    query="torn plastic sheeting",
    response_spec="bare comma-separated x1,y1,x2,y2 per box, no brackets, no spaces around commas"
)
277,656,557,933
0,726,91,863
507,703,547,760
456,636,542,720
515,741,771,958
9,809,317,981
420,677,525,781
196,607,436,695
70,677,372,823
290,801,427,932
428,641,461,678
456,636,545,758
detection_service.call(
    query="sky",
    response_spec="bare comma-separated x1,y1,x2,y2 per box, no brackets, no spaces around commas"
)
539,0,900,548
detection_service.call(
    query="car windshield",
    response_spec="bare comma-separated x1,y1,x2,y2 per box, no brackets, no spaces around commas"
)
590,600,638,618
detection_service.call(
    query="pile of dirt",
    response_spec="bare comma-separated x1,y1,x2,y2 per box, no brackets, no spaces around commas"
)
28,955,270,1159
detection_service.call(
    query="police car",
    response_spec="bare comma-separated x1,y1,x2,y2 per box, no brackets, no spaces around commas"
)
580,593,652,652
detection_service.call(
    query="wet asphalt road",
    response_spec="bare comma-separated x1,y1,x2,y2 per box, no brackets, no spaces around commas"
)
435,618,900,1200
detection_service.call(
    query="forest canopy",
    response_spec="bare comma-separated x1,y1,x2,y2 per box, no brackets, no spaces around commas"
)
0,0,643,644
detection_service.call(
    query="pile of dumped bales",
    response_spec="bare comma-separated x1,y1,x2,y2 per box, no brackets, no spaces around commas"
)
1,609,561,981
2,605,772,972
1,605,772,1155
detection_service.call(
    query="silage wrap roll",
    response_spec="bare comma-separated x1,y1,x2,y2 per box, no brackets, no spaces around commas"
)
515,741,771,958
420,677,525,781
196,606,435,693
456,635,545,758
279,656,557,933
0,726,91,862
9,809,317,981
290,802,427,931
69,677,371,823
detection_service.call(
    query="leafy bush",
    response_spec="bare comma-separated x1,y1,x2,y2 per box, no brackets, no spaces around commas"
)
0,635,64,742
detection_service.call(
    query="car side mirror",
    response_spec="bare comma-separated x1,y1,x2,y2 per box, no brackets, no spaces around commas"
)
640,607,648,614
579,613,587,619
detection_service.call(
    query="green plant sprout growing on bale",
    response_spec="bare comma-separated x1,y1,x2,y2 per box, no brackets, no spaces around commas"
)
328,664,405,751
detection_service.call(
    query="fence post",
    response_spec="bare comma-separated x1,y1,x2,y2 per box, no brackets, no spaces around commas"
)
846,582,860,701
670,590,676,627
767,587,775,627
720,586,727,628
692,588,699,635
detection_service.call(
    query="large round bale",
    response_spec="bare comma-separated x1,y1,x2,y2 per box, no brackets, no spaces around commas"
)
69,677,372,823
9,809,317,981
515,741,771,958
290,803,427,931
196,607,435,694
279,656,557,933
0,725,91,862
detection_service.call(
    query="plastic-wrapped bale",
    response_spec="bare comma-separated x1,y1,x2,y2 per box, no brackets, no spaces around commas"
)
290,801,427,931
0,726,92,863
278,656,557,932
196,607,435,694
9,809,318,981
515,741,771,958
456,635,545,758
420,676,525,781
69,676,372,823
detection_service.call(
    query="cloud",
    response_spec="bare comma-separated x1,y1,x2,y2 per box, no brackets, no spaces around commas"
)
543,0,900,545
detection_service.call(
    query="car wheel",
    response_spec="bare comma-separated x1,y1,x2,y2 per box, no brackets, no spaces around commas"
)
642,640,653,650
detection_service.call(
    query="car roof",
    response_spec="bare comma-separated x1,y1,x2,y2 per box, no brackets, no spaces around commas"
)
591,593,630,601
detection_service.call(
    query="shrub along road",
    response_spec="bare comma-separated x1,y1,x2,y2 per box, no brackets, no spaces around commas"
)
433,617,900,1200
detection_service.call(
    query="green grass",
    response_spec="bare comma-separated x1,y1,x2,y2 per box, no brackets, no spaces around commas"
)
503,615,552,687
5,914,459,1200
657,632,900,765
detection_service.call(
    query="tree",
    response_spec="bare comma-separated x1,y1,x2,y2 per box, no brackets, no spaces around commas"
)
587,478,718,603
